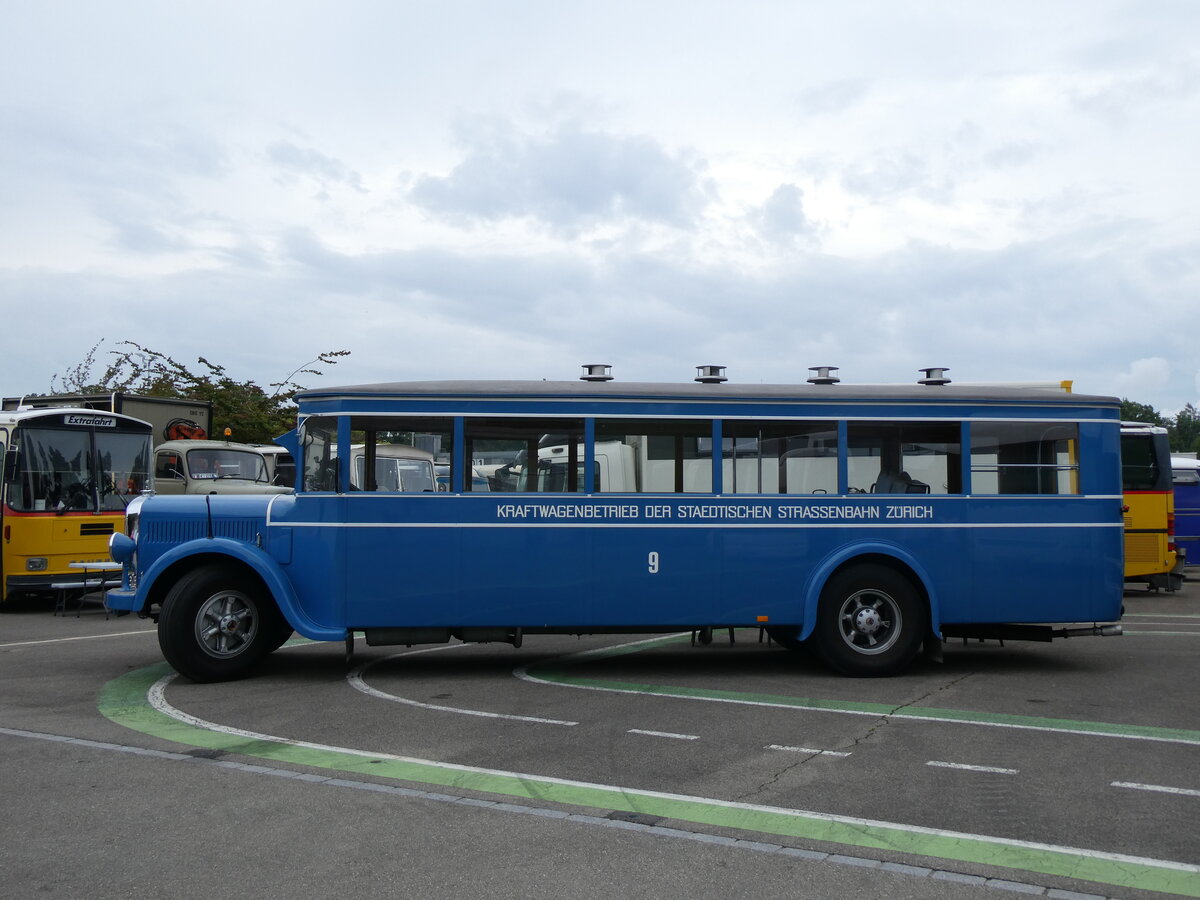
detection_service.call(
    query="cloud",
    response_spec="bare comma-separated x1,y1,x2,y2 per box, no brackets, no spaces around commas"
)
3,219,1196,416
409,121,716,233
0,107,228,257
749,184,820,246
1114,358,1171,404
2,5,1198,421
840,149,952,202
0,107,224,189
1069,57,1200,123
267,141,365,193
792,79,870,116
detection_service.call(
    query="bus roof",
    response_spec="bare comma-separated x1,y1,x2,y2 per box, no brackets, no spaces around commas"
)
0,406,153,430
1121,421,1169,434
296,379,1119,408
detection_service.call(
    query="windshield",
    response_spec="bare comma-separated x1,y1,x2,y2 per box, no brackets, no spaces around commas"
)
96,430,152,510
6,425,151,512
1121,433,1171,492
185,448,269,483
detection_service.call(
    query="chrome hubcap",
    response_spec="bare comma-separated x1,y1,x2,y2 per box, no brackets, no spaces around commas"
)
838,589,901,655
196,592,258,658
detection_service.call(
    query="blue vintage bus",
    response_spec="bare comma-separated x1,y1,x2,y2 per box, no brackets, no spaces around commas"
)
107,367,1125,682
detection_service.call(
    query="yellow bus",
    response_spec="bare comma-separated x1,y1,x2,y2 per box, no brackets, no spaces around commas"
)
1120,422,1181,591
1,407,152,602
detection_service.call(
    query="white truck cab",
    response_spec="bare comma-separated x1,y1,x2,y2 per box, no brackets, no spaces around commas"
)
153,440,292,495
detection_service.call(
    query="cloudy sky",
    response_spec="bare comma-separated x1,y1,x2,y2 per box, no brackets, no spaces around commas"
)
2,2,1197,414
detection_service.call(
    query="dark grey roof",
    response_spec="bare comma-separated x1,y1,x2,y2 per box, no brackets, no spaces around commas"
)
296,380,1118,406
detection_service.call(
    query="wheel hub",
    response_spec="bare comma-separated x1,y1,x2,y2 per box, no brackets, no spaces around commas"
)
852,607,882,636
196,591,258,658
837,588,902,656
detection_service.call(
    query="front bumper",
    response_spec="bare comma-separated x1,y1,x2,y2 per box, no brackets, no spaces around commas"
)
104,585,138,612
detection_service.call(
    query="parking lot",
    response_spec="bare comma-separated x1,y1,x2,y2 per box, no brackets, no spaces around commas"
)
1,578,1198,899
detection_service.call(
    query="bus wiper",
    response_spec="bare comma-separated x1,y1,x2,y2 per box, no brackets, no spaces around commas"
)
56,480,96,514
98,479,131,508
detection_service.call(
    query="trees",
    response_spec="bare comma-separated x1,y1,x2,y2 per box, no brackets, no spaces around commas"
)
1120,399,1164,426
1173,403,1200,454
51,341,350,444
1121,398,1200,453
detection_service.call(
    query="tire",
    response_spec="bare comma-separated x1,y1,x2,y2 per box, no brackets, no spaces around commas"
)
158,564,282,683
764,626,806,651
813,563,926,677
266,621,295,652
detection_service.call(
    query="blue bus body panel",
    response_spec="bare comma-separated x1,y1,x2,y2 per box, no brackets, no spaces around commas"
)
117,382,1125,644
1176,481,1200,564
263,494,1123,633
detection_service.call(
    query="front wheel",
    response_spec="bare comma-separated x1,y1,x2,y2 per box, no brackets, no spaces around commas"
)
813,564,926,677
158,564,282,683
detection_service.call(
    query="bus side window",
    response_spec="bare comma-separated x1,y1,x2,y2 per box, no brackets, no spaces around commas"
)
464,417,586,493
721,421,838,494
342,415,455,493
847,422,961,494
595,420,711,493
971,423,1079,495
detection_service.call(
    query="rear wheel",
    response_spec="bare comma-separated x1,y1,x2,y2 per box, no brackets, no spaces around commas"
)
813,564,926,677
158,564,282,683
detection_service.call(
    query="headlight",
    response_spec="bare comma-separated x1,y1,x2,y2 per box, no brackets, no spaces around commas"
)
109,532,137,565
125,494,145,542
109,495,145,565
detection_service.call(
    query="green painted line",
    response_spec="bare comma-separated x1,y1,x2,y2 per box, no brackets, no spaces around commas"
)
1125,631,1200,636
99,663,1200,897
529,671,1200,744
523,636,1200,746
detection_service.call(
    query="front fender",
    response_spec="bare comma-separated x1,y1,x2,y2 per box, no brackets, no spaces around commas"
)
136,538,344,641
797,541,942,640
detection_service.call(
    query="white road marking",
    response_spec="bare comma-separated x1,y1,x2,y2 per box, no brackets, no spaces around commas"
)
0,630,154,648
347,644,578,726
927,761,1019,775
766,744,851,758
1112,781,1200,798
628,729,699,740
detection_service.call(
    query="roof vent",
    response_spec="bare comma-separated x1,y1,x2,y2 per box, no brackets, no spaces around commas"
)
807,366,840,385
918,367,951,385
580,364,613,382
695,365,727,384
